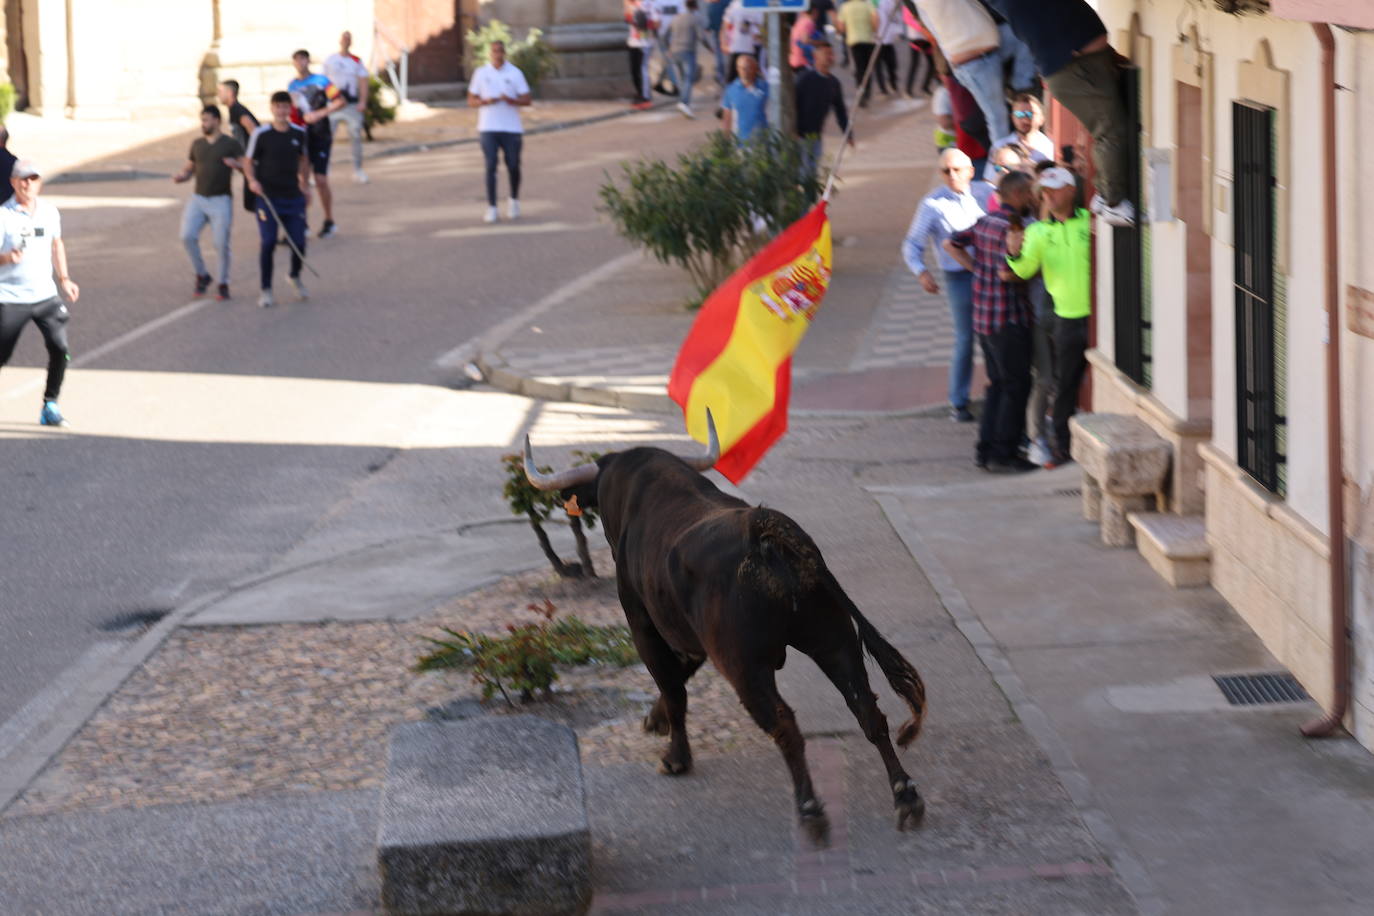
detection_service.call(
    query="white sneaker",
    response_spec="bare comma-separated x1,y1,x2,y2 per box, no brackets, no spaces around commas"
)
258,289,275,308
289,275,309,301
1027,437,1051,467
507,199,520,220
353,169,370,184
1091,196,1136,228
677,101,695,119
484,206,499,224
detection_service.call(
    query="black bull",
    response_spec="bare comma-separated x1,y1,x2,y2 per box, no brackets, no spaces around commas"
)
524,413,926,842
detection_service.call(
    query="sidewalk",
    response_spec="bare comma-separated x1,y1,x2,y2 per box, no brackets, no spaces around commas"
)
4,91,1374,916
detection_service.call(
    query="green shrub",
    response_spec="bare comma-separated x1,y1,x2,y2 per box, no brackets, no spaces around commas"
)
362,75,396,141
0,83,15,124
465,20,559,95
502,451,600,579
598,128,822,305
415,599,639,704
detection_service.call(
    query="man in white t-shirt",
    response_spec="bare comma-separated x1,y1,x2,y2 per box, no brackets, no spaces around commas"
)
467,40,532,223
323,30,371,183
0,161,80,427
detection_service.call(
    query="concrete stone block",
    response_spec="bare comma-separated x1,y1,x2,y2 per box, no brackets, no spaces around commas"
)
1082,473,1102,521
1101,494,1150,548
521,375,573,402
377,717,592,916
1128,513,1210,587
1069,413,1171,496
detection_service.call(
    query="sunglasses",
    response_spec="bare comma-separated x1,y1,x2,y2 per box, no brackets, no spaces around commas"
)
992,164,1011,173
1012,109,1035,118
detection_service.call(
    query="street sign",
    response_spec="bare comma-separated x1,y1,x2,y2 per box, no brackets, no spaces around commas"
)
740,0,810,10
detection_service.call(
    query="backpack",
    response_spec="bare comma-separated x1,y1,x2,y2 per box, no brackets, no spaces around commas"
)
632,6,650,31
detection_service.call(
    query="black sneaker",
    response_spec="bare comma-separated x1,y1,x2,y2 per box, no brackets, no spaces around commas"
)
950,405,975,423
319,219,336,239
216,283,230,301
988,456,1040,474
193,273,211,296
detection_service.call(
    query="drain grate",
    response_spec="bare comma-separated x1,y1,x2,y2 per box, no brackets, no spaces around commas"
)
1213,673,1310,706
1054,488,1082,498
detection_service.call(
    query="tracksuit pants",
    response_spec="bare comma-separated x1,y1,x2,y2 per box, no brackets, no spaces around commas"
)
0,296,70,401
255,195,306,291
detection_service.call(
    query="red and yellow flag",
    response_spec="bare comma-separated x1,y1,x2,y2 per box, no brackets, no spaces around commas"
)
668,201,832,483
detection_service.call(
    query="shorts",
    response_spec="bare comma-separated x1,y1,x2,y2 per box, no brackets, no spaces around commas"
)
308,132,332,175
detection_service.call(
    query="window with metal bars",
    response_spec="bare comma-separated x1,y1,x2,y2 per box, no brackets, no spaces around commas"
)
1232,101,1286,494
1112,66,1151,387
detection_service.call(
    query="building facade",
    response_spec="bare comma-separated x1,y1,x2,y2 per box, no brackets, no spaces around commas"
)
1082,0,1374,746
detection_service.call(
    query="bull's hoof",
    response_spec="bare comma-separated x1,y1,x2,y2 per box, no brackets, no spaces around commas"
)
642,709,670,736
893,779,925,831
799,800,830,847
657,755,692,776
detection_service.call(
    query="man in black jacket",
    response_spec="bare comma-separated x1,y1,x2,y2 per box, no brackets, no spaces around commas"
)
794,40,853,189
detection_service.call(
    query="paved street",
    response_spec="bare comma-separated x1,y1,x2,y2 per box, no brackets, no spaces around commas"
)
3,84,1374,916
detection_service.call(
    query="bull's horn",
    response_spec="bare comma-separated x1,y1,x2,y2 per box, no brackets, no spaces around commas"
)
683,408,720,471
523,435,600,491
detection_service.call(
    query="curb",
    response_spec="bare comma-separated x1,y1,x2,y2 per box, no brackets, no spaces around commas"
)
45,101,676,185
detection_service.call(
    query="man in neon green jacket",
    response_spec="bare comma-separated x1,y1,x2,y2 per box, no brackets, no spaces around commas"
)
1005,166,1091,468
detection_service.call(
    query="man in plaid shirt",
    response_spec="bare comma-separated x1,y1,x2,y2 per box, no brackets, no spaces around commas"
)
944,169,1039,473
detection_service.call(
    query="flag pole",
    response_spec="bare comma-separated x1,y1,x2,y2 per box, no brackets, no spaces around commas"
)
822,1,905,203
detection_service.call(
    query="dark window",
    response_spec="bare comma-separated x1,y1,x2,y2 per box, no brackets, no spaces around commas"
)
1113,66,1150,386
1232,101,1285,494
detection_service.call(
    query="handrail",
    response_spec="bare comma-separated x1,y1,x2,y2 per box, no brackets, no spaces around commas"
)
372,20,411,104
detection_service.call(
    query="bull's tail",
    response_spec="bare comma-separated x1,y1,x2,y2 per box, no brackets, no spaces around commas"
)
826,573,927,747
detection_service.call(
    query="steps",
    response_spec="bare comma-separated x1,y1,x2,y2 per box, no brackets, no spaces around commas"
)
1128,513,1211,588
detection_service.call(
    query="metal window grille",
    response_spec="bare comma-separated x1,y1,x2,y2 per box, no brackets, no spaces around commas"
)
1113,67,1150,386
1232,101,1285,494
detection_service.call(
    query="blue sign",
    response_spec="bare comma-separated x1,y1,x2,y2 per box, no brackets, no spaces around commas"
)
740,0,810,10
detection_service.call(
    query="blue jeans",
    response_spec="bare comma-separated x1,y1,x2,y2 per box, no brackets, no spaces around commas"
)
673,50,698,106
944,269,974,409
951,50,1010,145
709,30,727,84
254,195,306,291
998,23,1037,91
181,193,233,284
479,131,523,206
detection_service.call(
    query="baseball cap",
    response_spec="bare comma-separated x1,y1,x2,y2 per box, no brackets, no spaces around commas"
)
1038,167,1075,190
11,160,41,179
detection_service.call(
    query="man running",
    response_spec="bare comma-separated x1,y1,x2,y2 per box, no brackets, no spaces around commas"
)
172,105,242,301
287,49,346,238
324,31,371,184
243,92,311,308
0,161,80,427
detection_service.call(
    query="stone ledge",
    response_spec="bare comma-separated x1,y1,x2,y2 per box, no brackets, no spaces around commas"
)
377,717,592,916
1129,512,1210,588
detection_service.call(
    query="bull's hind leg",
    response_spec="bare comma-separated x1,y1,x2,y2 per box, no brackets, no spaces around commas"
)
643,655,705,737
723,667,830,846
806,639,925,831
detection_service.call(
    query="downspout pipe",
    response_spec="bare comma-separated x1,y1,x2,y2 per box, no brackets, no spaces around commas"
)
1301,21,1349,738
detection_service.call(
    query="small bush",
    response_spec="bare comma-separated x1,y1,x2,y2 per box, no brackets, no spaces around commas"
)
599,128,822,305
465,20,559,95
502,451,600,579
363,75,397,140
416,599,639,705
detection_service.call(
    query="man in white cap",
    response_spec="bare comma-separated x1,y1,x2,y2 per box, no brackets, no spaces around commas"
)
0,160,80,427
1004,165,1090,468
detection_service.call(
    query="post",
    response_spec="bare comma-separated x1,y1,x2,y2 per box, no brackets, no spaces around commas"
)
766,11,783,131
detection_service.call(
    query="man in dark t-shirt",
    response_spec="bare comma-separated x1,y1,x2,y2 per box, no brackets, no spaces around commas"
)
243,91,311,308
172,106,243,300
218,80,261,213
795,40,852,189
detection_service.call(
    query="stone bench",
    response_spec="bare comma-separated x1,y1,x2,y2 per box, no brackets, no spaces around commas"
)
377,716,592,916
1069,413,1171,548
1128,513,1211,587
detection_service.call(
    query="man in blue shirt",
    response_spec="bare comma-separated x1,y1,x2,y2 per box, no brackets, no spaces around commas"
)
720,54,769,142
288,50,346,238
901,147,991,421
0,161,80,427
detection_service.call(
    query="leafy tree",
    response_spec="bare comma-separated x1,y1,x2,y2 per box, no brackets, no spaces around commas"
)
501,451,600,578
598,128,822,305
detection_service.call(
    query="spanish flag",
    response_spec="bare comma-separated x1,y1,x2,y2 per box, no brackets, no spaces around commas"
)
668,201,832,483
